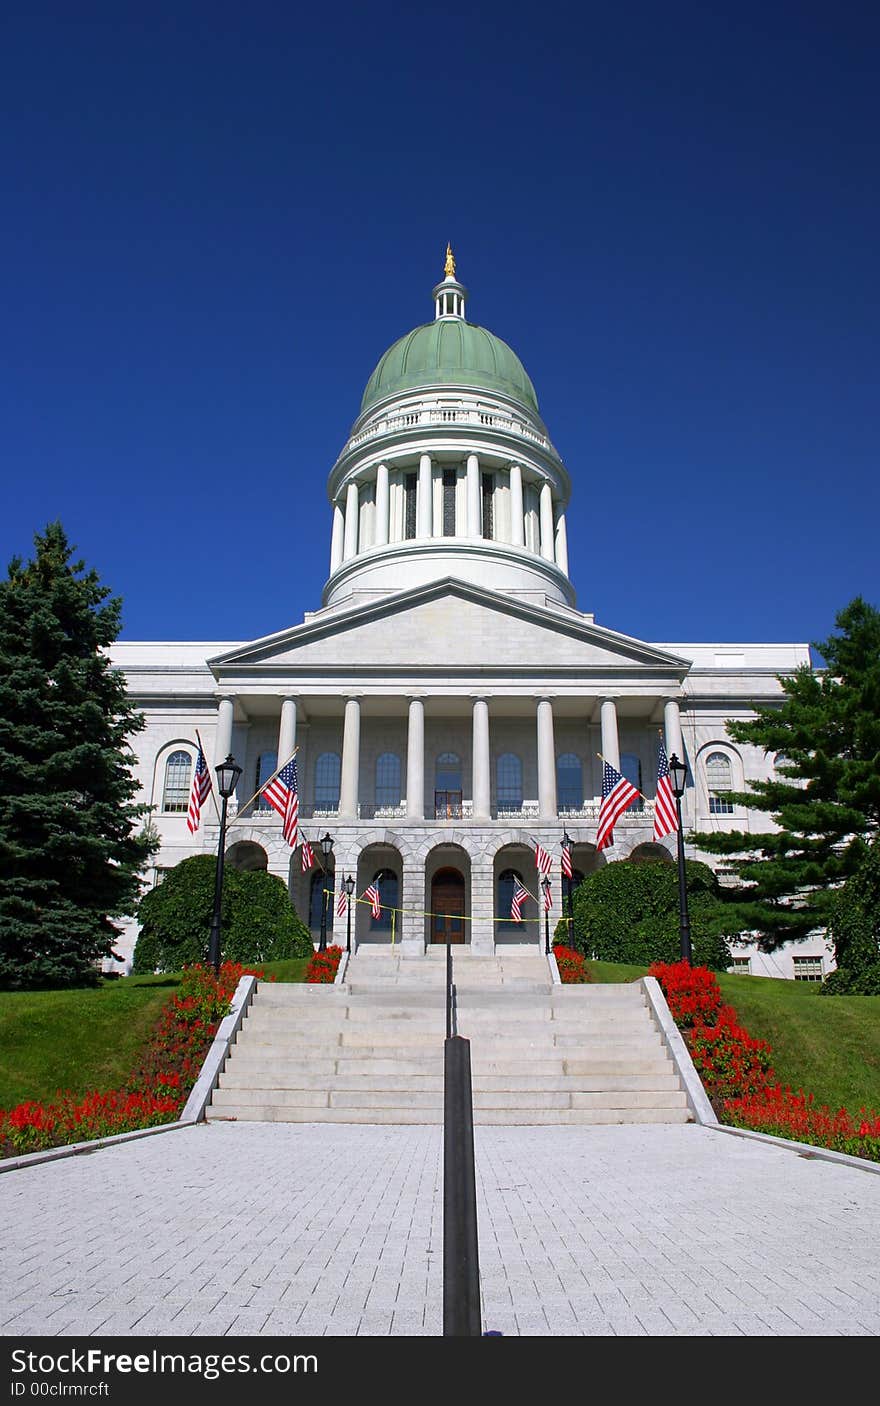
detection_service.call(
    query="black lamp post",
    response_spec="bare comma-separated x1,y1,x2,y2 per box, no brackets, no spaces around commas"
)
668,753,692,964
208,753,243,976
319,832,334,951
344,873,355,954
562,829,573,944
541,875,552,954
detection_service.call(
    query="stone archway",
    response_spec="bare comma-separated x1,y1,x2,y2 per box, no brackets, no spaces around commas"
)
430,867,466,945
225,840,268,872
424,844,471,948
629,842,675,865
493,842,539,946
355,842,403,945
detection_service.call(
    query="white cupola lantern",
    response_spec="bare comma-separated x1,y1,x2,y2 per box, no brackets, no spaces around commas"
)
433,243,467,319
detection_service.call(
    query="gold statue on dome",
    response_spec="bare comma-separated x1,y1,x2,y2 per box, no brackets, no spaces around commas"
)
444,243,456,278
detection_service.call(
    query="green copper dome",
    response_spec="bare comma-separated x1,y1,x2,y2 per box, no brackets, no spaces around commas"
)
361,320,539,415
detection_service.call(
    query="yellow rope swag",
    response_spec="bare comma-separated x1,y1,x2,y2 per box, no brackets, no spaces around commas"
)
345,893,546,937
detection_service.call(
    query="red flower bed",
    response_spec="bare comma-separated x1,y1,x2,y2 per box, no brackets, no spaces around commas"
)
305,945,343,983
724,1086,880,1160
649,961,880,1163
649,961,724,1028
0,961,268,1159
553,944,591,983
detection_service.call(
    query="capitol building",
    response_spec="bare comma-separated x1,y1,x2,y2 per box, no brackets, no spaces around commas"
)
111,253,826,981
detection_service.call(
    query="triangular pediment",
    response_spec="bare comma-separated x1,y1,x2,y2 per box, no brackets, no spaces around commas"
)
208,580,689,679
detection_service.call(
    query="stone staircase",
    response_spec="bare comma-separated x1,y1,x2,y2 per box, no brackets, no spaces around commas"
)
207,949,690,1125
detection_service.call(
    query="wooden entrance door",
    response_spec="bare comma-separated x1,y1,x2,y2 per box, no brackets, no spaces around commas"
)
431,867,466,944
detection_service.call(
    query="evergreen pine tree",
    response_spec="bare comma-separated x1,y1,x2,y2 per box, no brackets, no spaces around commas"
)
0,523,156,986
694,597,880,948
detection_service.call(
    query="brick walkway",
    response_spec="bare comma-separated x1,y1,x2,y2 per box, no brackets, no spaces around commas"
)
2,1123,878,1336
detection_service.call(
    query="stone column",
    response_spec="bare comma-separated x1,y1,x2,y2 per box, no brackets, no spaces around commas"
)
343,481,359,560
375,464,390,546
214,696,234,767
406,698,425,820
330,503,344,573
277,697,297,766
600,699,620,770
554,511,569,576
417,453,432,539
472,698,491,821
539,482,555,562
664,698,683,765
466,453,481,536
537,698,557,821
339,698,361,819
509,464,524,547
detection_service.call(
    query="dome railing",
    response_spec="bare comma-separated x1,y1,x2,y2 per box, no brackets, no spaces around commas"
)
345,393,551,454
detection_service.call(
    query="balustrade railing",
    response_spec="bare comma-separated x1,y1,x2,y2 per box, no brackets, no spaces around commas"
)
345,397,551,454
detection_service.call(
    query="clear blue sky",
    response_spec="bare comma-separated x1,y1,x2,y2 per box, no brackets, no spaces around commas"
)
1,1,876,649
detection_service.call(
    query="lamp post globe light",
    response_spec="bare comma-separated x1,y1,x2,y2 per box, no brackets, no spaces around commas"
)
208,753,243,976
344,873,355,954
541,875,552,954
668,754,693,965
319,832,334,952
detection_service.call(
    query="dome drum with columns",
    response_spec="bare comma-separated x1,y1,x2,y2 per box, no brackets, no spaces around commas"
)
110,252,822,980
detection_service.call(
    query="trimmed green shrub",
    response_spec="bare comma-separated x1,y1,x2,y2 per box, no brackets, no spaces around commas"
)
132,856,313,973
571,859,736,970
822,841,880,996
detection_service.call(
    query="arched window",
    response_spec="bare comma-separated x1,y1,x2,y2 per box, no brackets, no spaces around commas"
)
620,753,644,812
314,752,341,810
496,753,522,810
254,750,277,810
435,753,461,790
375,753,401,809
162,750,192,813
370,868,398,931
498,868,526,928
556,753,583,811
706,752,734,814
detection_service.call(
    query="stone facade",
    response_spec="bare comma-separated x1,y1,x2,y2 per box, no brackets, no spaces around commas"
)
110,261,828,981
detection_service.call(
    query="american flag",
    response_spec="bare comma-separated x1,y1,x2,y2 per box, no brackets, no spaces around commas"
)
336,887,347,918
561,842,573,879
186,746,213,835
261,756,298,847
653,738,679,842
300,837,315,872
596,760,640,851
543,881,553,913
364,882,381,920
510,881,530,922
534,840,553,876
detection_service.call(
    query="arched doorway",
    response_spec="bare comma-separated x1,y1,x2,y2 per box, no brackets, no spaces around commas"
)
431,867,466,945
225,841,268,872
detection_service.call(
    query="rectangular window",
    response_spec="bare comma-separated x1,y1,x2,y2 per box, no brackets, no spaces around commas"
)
709,795,735,815
481,473,495,539
793,957,824,982
404,473,417,539
442,469,456,536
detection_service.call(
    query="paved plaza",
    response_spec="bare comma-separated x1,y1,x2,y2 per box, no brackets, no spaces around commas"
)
1,1122,879,1337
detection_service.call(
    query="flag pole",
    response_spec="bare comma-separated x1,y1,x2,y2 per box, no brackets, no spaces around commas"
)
195,729,221,821
224,746,299,833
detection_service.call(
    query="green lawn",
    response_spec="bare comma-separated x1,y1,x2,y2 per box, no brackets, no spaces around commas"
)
586,958,880,1115
0,974,179,1110
0,957,311,1111
715,972,880,1114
